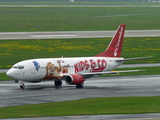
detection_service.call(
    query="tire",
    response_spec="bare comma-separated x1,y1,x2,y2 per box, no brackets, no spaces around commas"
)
54,80,62,87
76,84,83,88
20,84,25,89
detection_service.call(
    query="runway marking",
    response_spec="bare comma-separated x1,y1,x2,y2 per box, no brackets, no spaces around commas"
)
88,13,149,18
0,94,50,100
32,35,78,38
1,5,160,7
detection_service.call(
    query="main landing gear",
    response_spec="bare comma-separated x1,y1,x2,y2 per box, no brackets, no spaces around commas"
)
54,80,62,88
54,80,84,89
76,83,84,88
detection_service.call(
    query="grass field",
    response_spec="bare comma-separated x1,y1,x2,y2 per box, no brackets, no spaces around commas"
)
0,73,12,81
0,6,160,32
0,4,159,69
0,3,160,118
0,37,159,69
0,96,160,119
0,1,160,5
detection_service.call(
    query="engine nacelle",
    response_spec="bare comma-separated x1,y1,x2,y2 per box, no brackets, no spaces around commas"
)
65,74,85,85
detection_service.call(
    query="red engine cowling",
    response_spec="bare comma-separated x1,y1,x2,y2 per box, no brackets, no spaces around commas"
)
65,74,85,85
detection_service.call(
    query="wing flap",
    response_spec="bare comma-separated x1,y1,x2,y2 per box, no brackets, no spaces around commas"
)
78,69,145,76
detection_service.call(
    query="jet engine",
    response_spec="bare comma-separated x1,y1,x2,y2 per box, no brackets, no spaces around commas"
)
65,74,85,85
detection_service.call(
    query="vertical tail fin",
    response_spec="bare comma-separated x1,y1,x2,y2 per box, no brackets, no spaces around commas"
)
95,24,126,57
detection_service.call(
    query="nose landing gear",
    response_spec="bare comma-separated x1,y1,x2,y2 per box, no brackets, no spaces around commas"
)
20,83,25,89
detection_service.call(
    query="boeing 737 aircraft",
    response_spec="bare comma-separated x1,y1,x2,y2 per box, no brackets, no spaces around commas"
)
6,24,151,89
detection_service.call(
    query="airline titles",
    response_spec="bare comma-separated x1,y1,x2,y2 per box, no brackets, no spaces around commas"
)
74,59,107,73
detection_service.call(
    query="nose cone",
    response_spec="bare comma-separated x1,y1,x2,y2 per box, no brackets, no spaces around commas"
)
6,69,23,80
6,69,14,79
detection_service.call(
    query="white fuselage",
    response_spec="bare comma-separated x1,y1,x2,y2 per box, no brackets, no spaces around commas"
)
7,57,124,82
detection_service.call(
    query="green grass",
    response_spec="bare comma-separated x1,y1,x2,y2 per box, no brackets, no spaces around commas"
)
0,37,159,69
1,1,160,5
0,73,12,81
0,96,160,119
0,7,160,32
0,5,159,69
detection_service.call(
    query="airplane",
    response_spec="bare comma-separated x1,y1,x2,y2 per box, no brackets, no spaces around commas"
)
6,24,152,89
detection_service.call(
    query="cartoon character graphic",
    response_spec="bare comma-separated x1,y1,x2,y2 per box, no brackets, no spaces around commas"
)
45,62,55,76
32,61,40,71
62,65,69,73
43,60,69,80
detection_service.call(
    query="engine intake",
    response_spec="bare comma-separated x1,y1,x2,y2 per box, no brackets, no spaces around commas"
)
65,74,85,85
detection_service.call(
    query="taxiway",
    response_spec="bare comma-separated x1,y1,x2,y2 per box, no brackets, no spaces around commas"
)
1,113,160,120
0,75,160,108
0,30,160,40
1,75,160,120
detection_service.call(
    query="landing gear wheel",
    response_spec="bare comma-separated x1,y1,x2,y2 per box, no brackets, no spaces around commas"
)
15,80,19,83
76,84,83,88
20,84,25,89
54,80,62,87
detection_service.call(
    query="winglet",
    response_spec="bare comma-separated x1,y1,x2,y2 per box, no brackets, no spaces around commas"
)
95,24,126,57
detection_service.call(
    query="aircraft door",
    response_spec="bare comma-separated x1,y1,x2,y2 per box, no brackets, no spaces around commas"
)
107,60,112,71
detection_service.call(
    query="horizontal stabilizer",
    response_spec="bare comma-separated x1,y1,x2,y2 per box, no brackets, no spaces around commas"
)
116,56,153,62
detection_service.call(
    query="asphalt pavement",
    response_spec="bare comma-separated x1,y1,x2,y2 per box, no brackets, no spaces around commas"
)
0,75,160,119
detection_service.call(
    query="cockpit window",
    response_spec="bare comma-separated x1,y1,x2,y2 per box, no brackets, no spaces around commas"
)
19,66,24,69
13,65,24,69
13,66,18,69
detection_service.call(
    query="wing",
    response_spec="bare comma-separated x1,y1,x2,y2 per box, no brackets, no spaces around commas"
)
80,69,144,75
82,69,145,78
62,69,145,78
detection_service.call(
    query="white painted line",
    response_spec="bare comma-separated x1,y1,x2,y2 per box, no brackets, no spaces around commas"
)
32,35,77,38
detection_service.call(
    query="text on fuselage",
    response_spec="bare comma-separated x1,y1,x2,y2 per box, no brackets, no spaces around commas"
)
74,59,107,73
